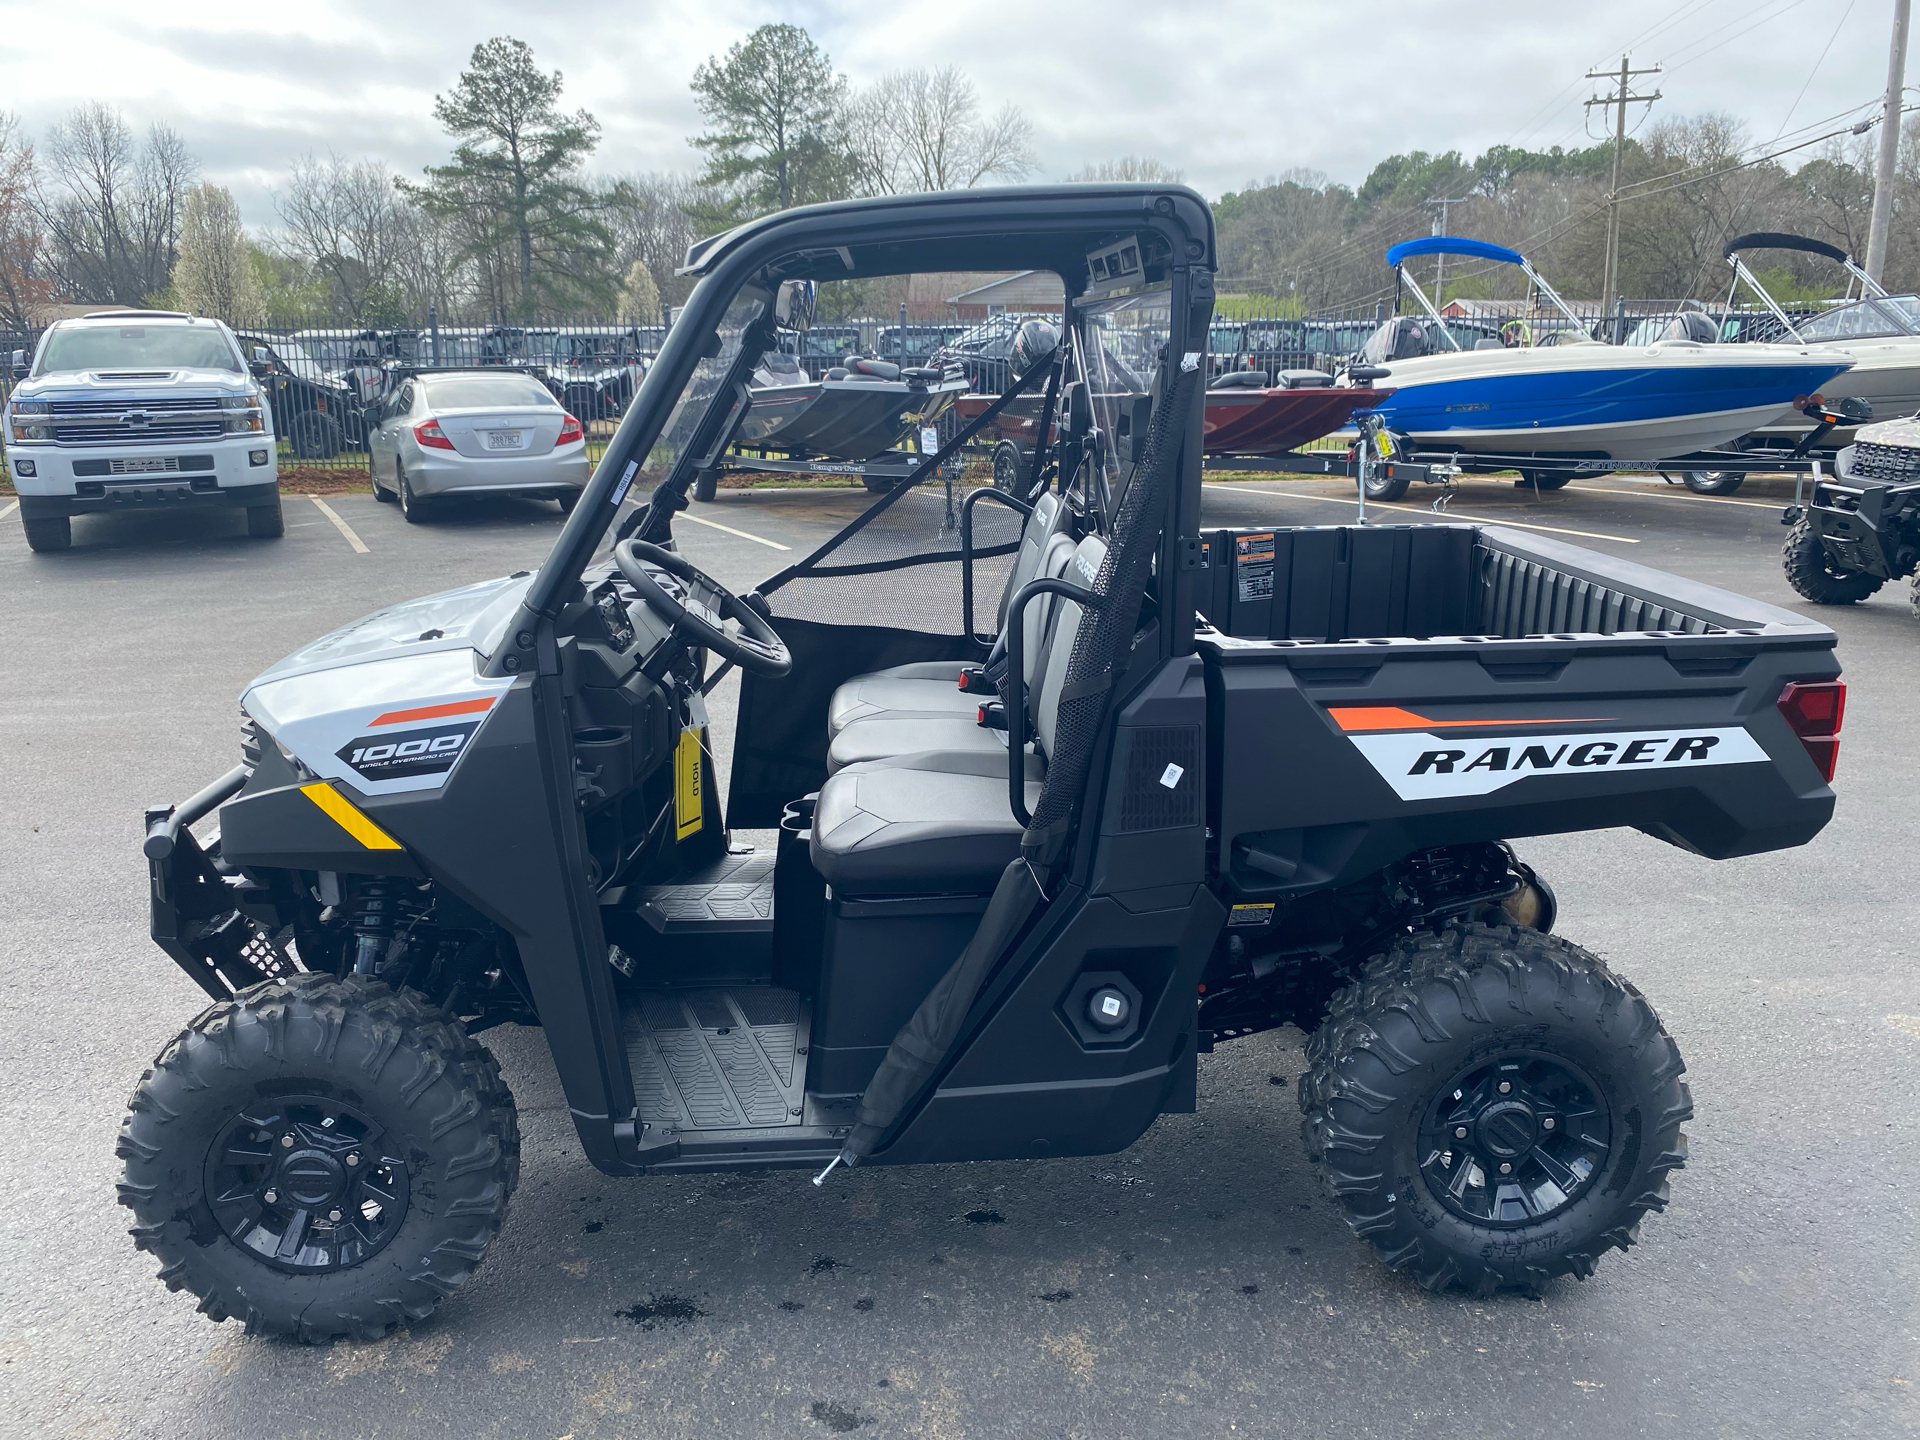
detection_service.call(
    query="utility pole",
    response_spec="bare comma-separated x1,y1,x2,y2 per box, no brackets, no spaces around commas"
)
1426,193,1474,304
1866,0,1912,283
1586,55,1662,322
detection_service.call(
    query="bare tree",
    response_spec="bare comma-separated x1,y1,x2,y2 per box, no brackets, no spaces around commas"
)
1067,157,1185,184
276,153,417,319
604,171,712,309
847,68,1036,195
0,113,51,329
36,104,195,303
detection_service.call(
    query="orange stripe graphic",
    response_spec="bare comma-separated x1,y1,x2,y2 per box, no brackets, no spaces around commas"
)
1328,706,1609,732
369,696,497,728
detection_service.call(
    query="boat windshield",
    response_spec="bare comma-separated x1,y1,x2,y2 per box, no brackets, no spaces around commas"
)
1795,295,1920,341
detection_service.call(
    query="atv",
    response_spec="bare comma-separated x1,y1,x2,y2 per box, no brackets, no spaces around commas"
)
1783,412,1920,614
123,186,1846,1342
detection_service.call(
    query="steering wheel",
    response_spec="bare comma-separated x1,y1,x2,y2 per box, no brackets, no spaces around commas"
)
612,538,792,678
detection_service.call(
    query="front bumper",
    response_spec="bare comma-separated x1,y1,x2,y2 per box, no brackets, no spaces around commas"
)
20,478,280,521
145,766,291,1001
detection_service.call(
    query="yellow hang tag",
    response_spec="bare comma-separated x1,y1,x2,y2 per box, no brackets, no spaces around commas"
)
1374,430,1394,458
674,727,704,841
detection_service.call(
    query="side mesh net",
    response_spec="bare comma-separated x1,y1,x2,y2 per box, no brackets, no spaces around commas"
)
1022,363,1196,871
763,484,1025,636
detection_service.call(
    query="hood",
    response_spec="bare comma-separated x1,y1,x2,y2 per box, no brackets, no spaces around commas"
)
1852,413,1920,448
11,367,253,399
249,571,536,687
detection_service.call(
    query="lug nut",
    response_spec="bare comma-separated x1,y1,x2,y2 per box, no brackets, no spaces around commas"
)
346,1153,360,1167
328,1209,343,1222
281,1134,295,1147
264,1189,278,1204
1454,1126,1468,1139
1499,1162,1513,1174
1542,1118,1555,1130
1497,1081,1512,1094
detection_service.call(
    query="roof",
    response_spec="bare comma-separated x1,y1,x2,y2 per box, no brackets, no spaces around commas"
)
676,183,1216,286
945,270,1066,305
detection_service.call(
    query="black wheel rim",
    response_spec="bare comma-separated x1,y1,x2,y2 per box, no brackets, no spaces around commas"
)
205,1093,411,1273
994,449,1017,491
1417,1051,1611,1227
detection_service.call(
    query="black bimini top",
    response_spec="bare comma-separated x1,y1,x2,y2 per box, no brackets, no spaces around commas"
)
1724,232,1852,265
677,184,1218,290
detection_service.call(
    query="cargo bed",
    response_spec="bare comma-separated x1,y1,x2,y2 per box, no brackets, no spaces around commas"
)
1195,524,1840,895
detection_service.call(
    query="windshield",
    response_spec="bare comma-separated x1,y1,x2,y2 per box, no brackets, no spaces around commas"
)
422,374,560,409
630,293,765,491
1079,287,1170,507
1796,295,1920,341
37,322,241,375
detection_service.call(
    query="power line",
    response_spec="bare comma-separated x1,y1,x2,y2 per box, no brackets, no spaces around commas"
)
1587,56,1664,314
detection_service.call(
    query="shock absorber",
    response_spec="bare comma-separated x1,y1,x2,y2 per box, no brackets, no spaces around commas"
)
345,879,403,975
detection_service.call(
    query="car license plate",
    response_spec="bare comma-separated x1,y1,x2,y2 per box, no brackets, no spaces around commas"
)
116,458,170,473
485,430,525,449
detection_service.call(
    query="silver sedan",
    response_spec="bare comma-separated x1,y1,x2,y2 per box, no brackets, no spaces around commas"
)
367,370,590,522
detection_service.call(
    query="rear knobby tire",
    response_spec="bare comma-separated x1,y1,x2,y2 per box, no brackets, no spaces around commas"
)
118,973,519,1342
23,515,72,552
1782,520,1882,604
1299,924,1691,1296
246,498,285,539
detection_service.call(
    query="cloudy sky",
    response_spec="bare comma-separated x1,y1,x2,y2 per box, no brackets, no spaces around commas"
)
0,0,1903,227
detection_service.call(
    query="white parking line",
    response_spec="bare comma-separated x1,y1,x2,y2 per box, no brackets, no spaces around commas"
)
1203,483,1641,544
308,495,369,554
679,511,791,550
1570,483,1789,512
0,500,16,521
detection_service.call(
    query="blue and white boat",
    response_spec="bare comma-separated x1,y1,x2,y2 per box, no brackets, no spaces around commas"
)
1343,237,1854,463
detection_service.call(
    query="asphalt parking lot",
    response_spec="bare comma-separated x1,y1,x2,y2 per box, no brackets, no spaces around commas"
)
2,472,1916,1439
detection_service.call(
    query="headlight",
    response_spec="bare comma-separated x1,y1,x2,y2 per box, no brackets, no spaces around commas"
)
10,422,49,441
223,412,266,433
220,392,263,410
9,400,48,416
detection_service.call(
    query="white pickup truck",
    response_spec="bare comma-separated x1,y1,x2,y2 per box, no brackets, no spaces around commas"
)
5,310,281,552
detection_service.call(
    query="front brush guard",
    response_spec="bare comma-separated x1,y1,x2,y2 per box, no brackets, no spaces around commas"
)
145,766,291,1000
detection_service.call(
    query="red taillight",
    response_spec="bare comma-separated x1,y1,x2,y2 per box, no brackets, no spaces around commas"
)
1778,679,1845,782
413,419,454,451
557,414,584,445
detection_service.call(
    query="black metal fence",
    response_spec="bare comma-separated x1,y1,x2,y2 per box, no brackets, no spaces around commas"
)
0,296,1820,482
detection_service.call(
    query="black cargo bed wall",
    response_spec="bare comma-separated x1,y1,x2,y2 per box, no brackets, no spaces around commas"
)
1197,523,1788,643
1198,525,1475,642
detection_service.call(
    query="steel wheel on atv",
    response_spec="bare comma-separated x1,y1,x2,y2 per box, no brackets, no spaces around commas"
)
118,973,518,1343
992,441,1026,495
290,411,343,460
1299,924,1691,1295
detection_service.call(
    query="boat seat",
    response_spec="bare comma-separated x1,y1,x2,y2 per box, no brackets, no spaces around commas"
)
825,532,1078,772
1278,369,1334,389
825,488,1073,735
1212,369,1270,390
811,539,1099,897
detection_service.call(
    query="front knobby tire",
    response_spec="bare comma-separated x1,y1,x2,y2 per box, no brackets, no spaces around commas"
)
118,974,519,1342
1299,924,1691,1296
1783,521,1882,604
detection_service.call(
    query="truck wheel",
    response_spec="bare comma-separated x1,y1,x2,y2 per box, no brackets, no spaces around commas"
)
246,499,285,539
992,441,1025,495
1783,521,1882,604
22,515,71,552
1682,470,1743,495
118,974,519,1343
291,412,343,460
1362,467,1411,502
693,470,718,503
1299,924,1690,1296
398,467,434,524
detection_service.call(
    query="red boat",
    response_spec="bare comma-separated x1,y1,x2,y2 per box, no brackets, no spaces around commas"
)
955,378,1394,459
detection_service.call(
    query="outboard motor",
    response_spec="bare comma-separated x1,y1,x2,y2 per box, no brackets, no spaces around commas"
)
1361,316,1429,366
1010,318,1060,379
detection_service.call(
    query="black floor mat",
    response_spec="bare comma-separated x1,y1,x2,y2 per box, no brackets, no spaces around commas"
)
622,986,808,1132
631,850,775,933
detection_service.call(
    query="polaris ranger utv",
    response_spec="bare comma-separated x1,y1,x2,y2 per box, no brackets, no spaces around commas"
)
1783,412,1920,615
122,186,1847,1341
